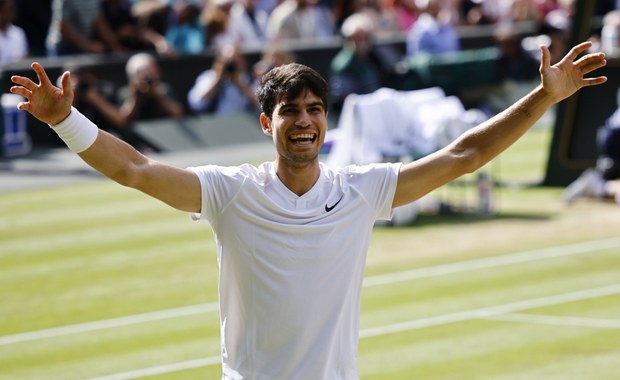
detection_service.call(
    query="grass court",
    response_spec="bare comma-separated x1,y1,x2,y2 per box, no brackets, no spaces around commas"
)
2,126,620,379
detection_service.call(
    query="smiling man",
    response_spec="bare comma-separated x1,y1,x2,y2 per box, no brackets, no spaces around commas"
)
10,42,607,379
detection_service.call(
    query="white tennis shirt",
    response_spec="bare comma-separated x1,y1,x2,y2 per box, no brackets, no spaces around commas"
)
190,161,401,379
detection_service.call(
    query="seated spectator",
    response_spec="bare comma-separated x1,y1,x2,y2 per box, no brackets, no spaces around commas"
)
65,63,125,131
360,0,403,38
228,0,269,50
187,44,259,115
406,0,460,56
13,0,49,58
118,52,185,122
252,42,297,88
46,0,126,56
255,0,278,14
541,8,571,64
201,0,235,50
130,0,173,37
494,26,539,83
564,100,620,205
329,12,395,114
165,1,205,54
102,0,176,56
394,0,418,32
601,10,620,56
0,0,28,64
62,62,155,151
266,0,336,42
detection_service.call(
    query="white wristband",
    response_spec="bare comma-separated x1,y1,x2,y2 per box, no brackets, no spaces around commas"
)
49,107,99,153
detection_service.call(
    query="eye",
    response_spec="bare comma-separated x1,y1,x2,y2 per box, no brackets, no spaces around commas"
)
279,106,297,114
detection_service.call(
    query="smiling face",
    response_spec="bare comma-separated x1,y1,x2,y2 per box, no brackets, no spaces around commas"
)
261,89,327,169
256,63,330,171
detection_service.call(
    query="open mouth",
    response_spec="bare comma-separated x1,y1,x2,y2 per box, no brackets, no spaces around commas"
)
288,133,317,145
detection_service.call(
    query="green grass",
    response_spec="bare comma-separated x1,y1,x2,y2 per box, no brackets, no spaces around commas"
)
2,125,620,379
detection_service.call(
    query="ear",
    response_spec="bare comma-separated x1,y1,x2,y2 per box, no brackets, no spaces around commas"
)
260,113,272,136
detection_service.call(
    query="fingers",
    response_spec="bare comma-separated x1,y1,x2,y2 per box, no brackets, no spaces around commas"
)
10,74,37,92
9,61,55,99
582,77,608,87
60,71,73,98
562,41,593,63
575,52,607,73
31,62,53,88
540,44,551,72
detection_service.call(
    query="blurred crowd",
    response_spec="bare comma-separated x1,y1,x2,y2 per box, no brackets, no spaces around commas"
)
1,0,620,152
1,0,618,61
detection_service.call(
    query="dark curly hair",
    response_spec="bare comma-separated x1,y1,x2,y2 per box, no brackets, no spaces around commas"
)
255,63,329,118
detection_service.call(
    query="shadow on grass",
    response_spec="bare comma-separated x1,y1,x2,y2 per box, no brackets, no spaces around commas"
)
378,209,553,229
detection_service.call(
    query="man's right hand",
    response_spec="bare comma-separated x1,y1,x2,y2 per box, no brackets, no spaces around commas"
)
10,62,74,126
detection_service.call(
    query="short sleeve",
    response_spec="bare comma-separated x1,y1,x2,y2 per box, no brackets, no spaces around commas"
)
187,164,248,221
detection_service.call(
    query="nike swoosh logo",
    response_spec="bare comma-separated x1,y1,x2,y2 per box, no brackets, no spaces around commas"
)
325,194,344,212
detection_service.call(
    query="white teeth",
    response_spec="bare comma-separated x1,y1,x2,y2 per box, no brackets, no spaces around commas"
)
290,133,315,141
291,134,314,140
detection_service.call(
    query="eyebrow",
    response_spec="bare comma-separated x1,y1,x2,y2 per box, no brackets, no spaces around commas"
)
280,100,325,110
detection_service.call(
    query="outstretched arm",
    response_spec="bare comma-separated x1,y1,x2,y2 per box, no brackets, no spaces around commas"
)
393,41,608,208
10,63,201,213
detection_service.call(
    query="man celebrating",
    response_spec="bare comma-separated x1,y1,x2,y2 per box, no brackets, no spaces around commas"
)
10,42,606,379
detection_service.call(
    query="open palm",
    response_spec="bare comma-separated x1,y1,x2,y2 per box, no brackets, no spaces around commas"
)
540,41,607,104
10,62,74,126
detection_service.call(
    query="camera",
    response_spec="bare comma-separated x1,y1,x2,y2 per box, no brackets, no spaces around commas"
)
224,61,236,74
143,76,154,86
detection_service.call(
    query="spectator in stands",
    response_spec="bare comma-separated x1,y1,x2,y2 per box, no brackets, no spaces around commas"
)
165,1,205,54
130,0,173,39
228,0,269,50
329,12,389,113
406,0,460,56
64,63,125,131
201,0,235,50
62,62,155,151
255,0,279,13
252,42,297,88
46,0,126,56
564,98,620,206
600,9,620,56
542,8,571,65
494,25,539,83
331,0,359,28
533,0,561,21
102,0,176,56
13,0,50,58
266,0,336,42
363,0,404,38
118,52,185,122
0,0,28,64
394,0,419,31
187,44,259,115
510,0,542,23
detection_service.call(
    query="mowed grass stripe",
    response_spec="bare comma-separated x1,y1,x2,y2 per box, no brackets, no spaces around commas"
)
0,181,144,214
0,197,177,239
358,315,620,379
485,313,620,329
361,245,620,327
1,238,614,345
363,237,620,287
1,212,210,258
0,313,221,380
55,283,620,380
1,239,218,334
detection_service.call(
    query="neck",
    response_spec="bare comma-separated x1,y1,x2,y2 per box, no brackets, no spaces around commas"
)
274,159,321,196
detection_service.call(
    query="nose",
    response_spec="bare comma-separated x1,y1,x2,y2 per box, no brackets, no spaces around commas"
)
295,110,311,127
